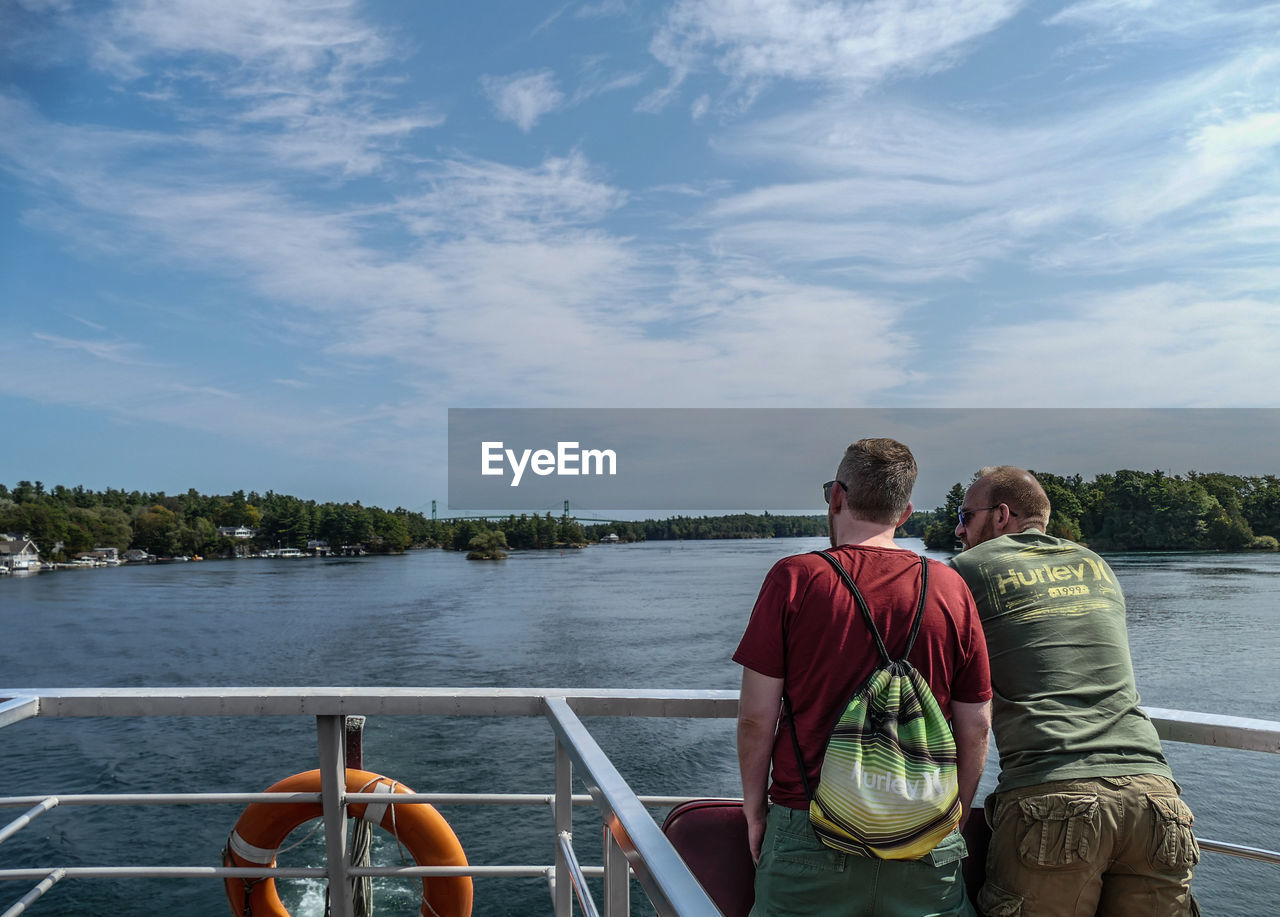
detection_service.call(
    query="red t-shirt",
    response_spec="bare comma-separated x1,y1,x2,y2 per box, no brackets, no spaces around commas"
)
733,544,991,809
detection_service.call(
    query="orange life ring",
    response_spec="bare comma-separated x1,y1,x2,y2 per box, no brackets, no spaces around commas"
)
223,768,472,917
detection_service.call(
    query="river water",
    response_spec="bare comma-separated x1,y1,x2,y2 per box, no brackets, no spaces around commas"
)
2,538,1278,915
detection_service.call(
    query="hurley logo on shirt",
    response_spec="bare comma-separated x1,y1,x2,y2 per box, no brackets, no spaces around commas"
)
992,555,1113,597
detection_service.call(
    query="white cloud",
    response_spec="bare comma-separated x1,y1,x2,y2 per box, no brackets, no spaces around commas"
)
91,0,389,80
482,70,566,132
0,91,919,417
945,284,1280,407
31,333,149,366
396,152,627,241
696,47,1280,282
74,0,439,178
576,0,628,18
1048,0,1280,44
648,0,1025,107
1108,109,1280,224
1,337,349,448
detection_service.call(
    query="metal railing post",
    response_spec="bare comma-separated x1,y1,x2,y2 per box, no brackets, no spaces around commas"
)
554,735,573,917
603,824,630,917
0,868,65,917
317,715,355,917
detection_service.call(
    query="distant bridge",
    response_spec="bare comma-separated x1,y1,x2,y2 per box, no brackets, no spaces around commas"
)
425,500,631,525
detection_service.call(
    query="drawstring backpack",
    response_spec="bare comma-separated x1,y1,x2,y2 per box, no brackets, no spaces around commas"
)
783,551,960,859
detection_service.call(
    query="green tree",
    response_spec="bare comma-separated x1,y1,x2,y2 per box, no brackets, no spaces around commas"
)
467,529,508,560
923,483,966,550
132,504,181,556
1243,476,1280,538
556,517,587,545
451,519,480,551
1034,471,1084,542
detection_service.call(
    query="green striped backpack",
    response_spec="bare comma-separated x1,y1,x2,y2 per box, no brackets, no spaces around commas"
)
784,551,961,860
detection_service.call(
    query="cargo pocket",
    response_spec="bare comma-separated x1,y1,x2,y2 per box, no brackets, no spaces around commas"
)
976,881,1022,917
923,829,968,867
1015,793,1099,868
1147,793,1199,872
771,820,846,874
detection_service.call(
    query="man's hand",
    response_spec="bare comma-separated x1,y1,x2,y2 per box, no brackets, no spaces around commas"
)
737,667,784,865
745,806,768,864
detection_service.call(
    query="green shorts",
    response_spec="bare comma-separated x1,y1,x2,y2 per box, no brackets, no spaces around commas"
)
751,804,977,917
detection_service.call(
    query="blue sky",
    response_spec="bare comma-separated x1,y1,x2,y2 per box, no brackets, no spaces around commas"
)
2,0,1279,513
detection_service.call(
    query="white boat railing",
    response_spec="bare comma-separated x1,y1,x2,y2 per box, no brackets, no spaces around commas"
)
0,689,1277,917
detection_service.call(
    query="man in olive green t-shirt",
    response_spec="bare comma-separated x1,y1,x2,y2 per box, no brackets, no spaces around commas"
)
950,466,1198,917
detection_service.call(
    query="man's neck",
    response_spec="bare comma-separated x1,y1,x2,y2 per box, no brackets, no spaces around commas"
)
832,517,900,549
1006,525,1046,537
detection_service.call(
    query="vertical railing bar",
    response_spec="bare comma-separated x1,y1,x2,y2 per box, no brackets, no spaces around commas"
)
557,831,601,917
0,799,59,847
603,823,630,917
0,868,65,917
316,715,354,917
554,735,573,917
544,865,558,912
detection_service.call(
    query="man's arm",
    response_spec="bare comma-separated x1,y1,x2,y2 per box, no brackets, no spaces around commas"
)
737,666,783,863
951,699,991,828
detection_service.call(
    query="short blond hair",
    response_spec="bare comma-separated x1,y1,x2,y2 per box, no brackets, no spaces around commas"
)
835,438,917,524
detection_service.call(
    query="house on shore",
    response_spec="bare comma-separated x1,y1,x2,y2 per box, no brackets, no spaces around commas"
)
0,537,41,572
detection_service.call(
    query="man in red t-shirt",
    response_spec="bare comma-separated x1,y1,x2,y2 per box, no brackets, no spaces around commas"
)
735,438,992,917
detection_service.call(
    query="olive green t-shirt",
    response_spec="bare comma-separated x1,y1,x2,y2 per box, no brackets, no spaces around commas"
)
950,531,1171,792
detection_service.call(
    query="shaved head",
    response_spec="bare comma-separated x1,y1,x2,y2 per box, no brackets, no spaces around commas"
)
970,466,1050,531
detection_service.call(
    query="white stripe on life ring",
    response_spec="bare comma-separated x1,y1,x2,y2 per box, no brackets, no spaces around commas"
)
361,782,395,828
229,830,278,864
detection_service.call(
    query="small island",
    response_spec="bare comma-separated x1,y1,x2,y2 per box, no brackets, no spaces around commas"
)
466,530,509,560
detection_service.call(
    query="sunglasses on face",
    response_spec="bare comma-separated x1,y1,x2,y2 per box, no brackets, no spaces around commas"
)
823,480,847,504
957,505,1018,527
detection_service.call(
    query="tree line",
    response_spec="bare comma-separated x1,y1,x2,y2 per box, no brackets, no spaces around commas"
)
7,469,1277,562
0,481,830,561
582,513,828,542
0,482,434,560
908,470,1280,552
425,512,829,550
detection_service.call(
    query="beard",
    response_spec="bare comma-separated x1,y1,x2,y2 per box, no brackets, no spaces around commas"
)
964,513,997,549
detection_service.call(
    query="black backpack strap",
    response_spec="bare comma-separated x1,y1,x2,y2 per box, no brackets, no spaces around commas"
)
815,550,891,664
815,550,930,661
902,556,930,658
781,690,816,803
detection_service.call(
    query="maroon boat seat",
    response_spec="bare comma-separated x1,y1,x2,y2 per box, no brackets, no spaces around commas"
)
661,799,755,917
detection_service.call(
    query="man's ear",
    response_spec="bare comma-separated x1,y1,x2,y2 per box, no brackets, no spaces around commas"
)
895,502,914,529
